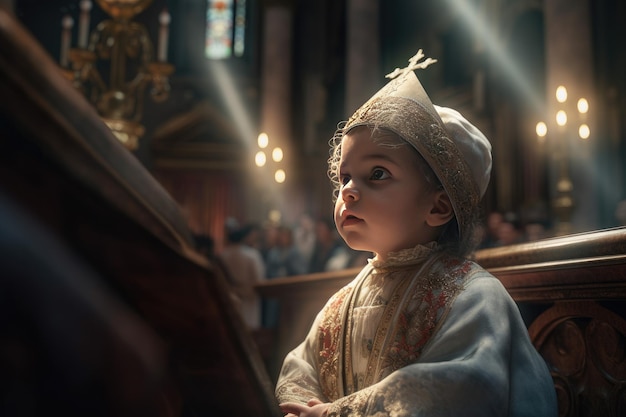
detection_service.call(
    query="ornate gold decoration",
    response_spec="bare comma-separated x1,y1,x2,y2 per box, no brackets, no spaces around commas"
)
60,0,174,150
385,49,437,80
536,86,591,235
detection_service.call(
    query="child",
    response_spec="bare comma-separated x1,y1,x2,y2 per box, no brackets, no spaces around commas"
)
275,51,557,417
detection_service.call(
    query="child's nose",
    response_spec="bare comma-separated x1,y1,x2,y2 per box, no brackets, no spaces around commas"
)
341,181,360,201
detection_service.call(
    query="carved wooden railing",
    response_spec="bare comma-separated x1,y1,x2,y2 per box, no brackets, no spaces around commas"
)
0,7,280,416
256,227,626,416
478,228,626,417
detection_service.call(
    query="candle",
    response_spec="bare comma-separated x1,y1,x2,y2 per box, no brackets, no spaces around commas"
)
158,9,171,62
78,0,92,49
60,15,74,67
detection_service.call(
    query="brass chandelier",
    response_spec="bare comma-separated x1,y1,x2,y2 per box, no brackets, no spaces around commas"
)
60,0,174,150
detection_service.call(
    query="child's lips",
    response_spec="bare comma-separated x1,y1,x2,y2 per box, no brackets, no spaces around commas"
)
342,214,363,227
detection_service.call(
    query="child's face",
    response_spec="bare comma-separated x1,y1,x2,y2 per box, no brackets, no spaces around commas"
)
334,127,442,261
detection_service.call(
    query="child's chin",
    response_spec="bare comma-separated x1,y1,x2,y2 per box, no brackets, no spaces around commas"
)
344,239,374,254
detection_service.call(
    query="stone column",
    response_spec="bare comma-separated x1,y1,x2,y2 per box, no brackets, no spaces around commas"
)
260,1,293,152
345,0,380,115
256,0,293,223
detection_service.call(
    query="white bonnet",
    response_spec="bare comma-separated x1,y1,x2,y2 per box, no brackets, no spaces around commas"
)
434,105,492,198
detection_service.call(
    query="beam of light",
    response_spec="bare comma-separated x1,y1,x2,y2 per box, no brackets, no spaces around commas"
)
443,2,616,229
207,60,256,148
444,0,543,109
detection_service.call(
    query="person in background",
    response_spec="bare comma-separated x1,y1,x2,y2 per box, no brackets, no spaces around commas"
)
293,213,317,270
266,225,308,279
218,220,266,330
479,210,504,248
496,212,525,246
308,218,351,273
263,225,307,328
524,221,548,242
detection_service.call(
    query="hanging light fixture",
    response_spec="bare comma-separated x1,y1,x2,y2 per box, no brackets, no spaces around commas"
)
59,0,174,150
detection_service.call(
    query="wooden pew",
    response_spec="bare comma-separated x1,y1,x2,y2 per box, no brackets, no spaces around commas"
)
257,227,626,416
0,7,281,417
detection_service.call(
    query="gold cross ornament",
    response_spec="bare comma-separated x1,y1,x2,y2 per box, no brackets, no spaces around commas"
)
385,49,438,80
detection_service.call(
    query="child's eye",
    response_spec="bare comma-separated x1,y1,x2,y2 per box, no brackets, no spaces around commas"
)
370,168,390,181
340,174,351,186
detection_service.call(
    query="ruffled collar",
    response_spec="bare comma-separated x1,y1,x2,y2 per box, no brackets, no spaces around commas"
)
369,242,437,273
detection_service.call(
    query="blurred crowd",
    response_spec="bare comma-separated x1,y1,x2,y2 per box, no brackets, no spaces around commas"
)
195,204,626,331
477,210,554,249
193,214,369,330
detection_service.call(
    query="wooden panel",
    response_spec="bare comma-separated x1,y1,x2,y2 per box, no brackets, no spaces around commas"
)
529,301,626,417
0,7,281,417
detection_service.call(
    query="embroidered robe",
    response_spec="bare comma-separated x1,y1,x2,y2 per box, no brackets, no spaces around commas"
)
276,246,557,416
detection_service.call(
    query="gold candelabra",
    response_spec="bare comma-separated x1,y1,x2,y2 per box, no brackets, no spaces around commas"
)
536,85,590,235
60,0,174,150
254,132,286,184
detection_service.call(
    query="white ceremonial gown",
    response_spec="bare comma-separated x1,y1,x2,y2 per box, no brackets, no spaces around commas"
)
276,245,557,417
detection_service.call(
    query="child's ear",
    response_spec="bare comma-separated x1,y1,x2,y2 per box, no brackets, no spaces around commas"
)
426,190,454,227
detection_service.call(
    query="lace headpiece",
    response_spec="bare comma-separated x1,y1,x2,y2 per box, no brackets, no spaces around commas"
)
343,50,492,243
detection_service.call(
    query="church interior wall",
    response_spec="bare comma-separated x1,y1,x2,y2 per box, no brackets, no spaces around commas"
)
8,0,626,246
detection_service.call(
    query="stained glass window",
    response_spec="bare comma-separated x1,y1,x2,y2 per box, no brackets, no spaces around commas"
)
233,0,246,57
205,0,246,59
